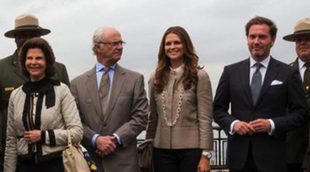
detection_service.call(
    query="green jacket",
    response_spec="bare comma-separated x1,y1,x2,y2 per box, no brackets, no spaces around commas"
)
0,50,70,164
287,58,309,167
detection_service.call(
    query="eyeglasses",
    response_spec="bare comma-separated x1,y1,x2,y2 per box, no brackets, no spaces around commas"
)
97,41,126,47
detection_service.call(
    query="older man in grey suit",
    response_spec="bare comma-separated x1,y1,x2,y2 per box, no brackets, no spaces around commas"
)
71,26,149,172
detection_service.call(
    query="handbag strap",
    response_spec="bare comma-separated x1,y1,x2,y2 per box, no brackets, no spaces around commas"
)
67,129,72,146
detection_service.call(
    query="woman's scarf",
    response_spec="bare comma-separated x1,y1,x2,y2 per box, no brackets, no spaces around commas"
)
21,78,60,131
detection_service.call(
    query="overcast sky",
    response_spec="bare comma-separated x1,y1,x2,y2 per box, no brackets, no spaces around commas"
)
0,0,309,91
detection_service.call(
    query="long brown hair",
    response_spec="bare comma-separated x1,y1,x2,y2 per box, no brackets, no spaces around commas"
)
154,26,198,93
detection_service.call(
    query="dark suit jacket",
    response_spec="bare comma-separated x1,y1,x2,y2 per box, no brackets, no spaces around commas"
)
213,57,308,172
0,51,70,167
70,64,149,172
286,59,309,166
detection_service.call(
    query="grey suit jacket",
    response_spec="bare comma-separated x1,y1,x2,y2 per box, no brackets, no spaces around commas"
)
70,64,148,172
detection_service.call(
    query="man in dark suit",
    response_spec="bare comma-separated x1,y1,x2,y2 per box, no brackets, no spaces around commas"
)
70,26,148,172
213,16,308,172
0,13,70,171
283,18,310,172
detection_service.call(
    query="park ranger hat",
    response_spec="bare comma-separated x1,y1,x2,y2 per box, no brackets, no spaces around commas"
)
4,13,50,38
283,18,310,41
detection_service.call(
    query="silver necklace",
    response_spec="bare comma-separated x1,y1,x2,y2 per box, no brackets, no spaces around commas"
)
161,87,184,126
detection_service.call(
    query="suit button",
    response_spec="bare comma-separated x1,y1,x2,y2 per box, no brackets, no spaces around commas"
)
103,123,107,127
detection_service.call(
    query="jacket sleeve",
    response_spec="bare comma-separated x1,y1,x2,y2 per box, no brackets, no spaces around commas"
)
197,69,213,149
60,85,83,144
114,74,149,147
3,91,17,172
213,66,237,134
145,74,157,140
43,85,83,146
303,143,310,170
272,68,308,136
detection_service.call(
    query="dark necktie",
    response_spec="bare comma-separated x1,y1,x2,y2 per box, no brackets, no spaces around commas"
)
99,67,110,114
304,62,310,92
251,63,262,105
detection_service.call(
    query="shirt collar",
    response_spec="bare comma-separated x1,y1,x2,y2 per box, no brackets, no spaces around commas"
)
298,58,306,70
169,64,184,73
96,62,116,72
250,55,271,69
169,64,184,79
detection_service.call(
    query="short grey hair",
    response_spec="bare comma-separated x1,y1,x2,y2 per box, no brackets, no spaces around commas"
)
92,27,105,54
92,26,120,55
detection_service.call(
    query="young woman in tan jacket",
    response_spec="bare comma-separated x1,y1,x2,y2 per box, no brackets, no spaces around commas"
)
146,26,213,172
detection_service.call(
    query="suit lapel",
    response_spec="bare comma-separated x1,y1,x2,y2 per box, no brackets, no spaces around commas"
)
291,58,299,69
85,67,102,116
105,64,126,120
240,59,253,105
257,57,281,105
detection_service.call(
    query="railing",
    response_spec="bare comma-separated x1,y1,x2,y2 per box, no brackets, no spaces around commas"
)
210,125,228,169
138,126,228,170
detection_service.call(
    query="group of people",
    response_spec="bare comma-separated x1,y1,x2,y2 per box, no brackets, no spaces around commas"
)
0,13,309,172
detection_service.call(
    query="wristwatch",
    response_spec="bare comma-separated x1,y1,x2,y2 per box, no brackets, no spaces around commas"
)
202,151,212,159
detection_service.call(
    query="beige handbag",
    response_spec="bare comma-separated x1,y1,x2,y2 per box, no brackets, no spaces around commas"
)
62,130,90,172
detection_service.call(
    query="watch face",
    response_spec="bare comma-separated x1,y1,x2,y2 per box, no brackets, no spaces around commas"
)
203,152,212,159
207,152,212,159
